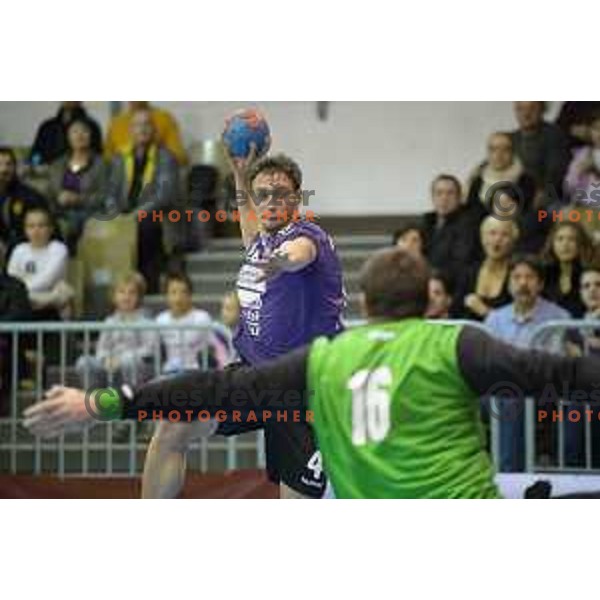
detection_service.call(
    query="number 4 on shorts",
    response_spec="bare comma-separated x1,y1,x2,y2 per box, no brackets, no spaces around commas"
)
307,451,323,481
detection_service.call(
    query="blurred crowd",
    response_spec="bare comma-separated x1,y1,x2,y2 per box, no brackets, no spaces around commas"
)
0,101,240,419
390,102,600,324
0,101,197,296
392,101,600,472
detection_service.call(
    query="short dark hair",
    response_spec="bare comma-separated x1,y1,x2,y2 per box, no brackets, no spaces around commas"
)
248,154,302,191
165,271,193,294
0,146,17,167
66,116,93,135
509,254,545,282
429,268,454,297
582,262,600,277
23,204,53,224
392,222,425,247
431,173,462,198
359,247,430,320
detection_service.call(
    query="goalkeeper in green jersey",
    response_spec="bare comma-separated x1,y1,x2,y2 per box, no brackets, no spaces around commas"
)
24,247,600,498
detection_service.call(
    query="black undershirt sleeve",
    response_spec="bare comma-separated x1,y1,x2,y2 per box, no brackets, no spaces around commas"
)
121,346,310,420
457,325,600,398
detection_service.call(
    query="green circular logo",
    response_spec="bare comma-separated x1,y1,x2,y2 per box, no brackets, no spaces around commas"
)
84,387,122,422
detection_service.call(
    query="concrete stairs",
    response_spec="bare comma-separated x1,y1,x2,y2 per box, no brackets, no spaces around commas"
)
145,234,390,319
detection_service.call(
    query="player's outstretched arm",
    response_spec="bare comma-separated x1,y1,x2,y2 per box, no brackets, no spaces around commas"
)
129,346,311,420
257,238,318,281
23,348,311,438
457,326,600,398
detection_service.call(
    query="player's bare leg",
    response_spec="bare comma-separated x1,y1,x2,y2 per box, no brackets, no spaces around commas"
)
279,483,308,499
142,420,217,499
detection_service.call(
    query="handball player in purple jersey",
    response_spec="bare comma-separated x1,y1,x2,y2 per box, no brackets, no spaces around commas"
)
141,146,345,499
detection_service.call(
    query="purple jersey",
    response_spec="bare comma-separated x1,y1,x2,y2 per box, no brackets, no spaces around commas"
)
234,221,345,365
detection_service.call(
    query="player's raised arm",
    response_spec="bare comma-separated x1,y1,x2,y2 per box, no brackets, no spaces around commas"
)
224,142,260,249
457,325,600,398
23,347,311,438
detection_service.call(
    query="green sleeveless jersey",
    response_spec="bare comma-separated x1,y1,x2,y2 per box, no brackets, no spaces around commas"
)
307,319,500,498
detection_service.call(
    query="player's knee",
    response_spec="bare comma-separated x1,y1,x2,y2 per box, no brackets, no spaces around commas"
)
155,422,195,454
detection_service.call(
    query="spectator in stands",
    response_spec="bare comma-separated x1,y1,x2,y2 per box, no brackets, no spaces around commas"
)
156,272,228,374
105,107,179,293
425,270,453,319
421,174,481,286
485,255,570,472
29,102,102,167
76,272,155,389
0,147,48,254
6,206,73,320
0,241,31,318
392,222,425,257
576,265,600,353
465,132,548,254
220,290,240,331
451,216,518,320
541,222,595,317
564,116,600,205
213,291,240,364
0,241,32,417
555,101,600,149
563,264,600,467
511,101,571,198
565,265,600,356
486,255,570,347
47,117,108,255
105,101,187,164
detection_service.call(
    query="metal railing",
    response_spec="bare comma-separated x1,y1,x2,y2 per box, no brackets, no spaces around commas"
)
0,321,265,478
525,319,600,474
1,318,599,478
436,319,600,474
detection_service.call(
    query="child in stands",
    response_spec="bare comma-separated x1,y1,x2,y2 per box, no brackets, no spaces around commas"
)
76,272,156,388
156,272,228,374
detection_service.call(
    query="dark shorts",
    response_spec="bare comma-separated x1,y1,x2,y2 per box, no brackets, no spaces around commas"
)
215,362,327,499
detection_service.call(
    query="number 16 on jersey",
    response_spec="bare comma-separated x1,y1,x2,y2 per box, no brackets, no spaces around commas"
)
347,367,392,446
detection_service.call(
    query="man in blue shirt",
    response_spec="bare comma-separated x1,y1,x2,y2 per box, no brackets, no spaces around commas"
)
485,255,571,472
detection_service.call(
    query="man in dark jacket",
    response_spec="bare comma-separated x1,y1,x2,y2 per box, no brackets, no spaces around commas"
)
555,101,600,150
421,174,481,287
0,147,49,253
511,101,571,198
29,102,103,165
0,241,32,416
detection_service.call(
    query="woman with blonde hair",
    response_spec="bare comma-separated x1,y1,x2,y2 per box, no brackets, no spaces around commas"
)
76,271,156,389
451,216,519,320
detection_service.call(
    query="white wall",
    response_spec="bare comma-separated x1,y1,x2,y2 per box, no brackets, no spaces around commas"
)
0,101,563,215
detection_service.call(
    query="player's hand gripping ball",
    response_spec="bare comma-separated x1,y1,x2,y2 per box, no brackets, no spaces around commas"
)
222,109,271,159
